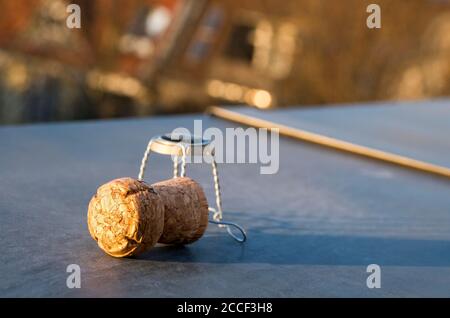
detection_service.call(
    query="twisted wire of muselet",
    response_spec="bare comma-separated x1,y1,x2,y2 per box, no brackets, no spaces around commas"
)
138,138,245,242
208,155,246,243
138,139,155,181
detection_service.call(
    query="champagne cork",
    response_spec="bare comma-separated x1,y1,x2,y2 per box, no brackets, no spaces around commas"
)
153,177,209,245
87,177,209,258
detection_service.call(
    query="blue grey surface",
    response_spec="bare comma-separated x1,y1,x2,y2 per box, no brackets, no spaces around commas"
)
229,99,450,168
0,109,450,297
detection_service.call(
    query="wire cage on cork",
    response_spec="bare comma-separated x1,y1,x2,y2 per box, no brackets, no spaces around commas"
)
87,133,246,258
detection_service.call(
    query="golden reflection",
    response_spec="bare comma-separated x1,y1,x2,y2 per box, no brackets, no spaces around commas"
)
207,79,272,108
6,62,29,92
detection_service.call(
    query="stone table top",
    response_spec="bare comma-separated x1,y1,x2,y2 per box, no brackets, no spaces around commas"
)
1,102,449,297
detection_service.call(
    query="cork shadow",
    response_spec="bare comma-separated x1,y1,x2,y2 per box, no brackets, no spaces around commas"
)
137,229,450,267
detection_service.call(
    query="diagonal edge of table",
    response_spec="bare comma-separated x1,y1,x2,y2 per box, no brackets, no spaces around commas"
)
207,105,450,180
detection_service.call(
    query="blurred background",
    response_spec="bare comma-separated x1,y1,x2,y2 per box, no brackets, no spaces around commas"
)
0,0,449,125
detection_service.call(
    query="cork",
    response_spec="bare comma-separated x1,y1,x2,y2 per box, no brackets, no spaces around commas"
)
87,177,209,257
153,177,209,245
87,178,165,257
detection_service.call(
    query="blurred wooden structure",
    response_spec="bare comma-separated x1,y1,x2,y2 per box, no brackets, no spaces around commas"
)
0,0,449,123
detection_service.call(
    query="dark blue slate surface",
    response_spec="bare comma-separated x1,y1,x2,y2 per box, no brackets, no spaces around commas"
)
0,110,449,297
